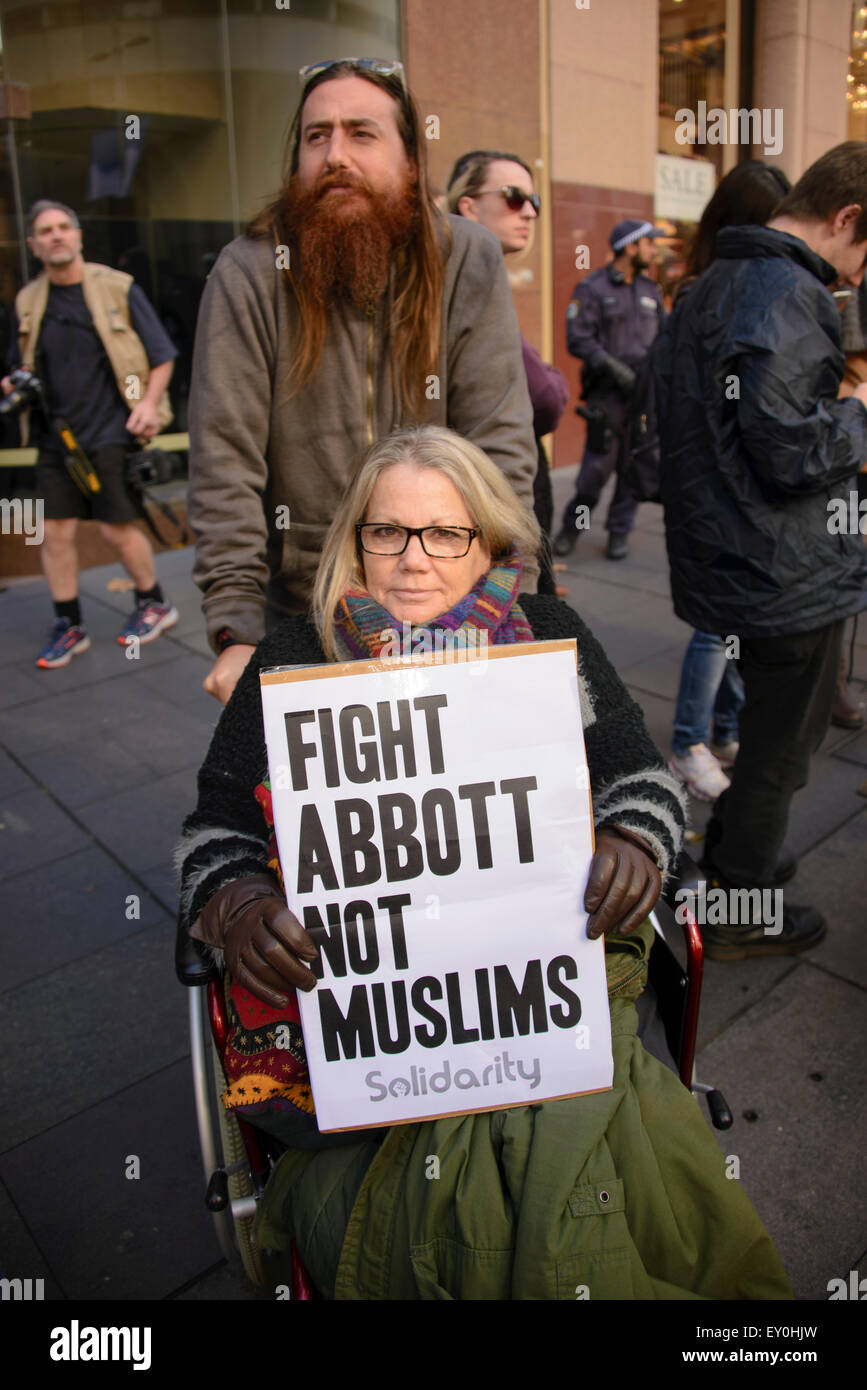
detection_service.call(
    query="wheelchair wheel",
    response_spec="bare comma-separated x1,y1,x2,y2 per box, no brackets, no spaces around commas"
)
210,1035,270,1286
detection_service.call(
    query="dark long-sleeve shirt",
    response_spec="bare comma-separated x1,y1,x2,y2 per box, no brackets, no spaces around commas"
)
566,265,663,375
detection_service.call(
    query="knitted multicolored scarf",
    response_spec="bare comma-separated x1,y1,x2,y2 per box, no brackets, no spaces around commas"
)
333,547,534,660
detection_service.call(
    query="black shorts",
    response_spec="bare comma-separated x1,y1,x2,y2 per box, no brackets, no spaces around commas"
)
35,443,141,524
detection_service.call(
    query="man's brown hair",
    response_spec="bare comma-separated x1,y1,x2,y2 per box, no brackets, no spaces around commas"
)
773,141,867,241
247,62,448,417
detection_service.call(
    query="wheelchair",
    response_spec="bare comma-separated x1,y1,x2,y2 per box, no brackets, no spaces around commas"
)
176,856,732,1296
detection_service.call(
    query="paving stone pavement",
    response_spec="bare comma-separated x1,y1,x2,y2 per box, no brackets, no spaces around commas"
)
0,476,864,1302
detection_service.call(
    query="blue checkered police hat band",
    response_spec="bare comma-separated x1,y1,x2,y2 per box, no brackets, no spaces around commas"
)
610,219,662,253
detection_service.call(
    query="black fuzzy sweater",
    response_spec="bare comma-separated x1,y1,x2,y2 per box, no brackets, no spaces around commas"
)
176,595,686,936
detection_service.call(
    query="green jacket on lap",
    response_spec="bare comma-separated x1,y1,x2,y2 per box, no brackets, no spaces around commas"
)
257,921,792,1301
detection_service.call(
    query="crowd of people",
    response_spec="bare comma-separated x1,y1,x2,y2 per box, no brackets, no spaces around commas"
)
7,54,866,1300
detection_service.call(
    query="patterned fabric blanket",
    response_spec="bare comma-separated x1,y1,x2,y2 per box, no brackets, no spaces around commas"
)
219,779,315,1121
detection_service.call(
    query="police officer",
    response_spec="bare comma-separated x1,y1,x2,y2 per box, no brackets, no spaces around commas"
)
554,218,664,561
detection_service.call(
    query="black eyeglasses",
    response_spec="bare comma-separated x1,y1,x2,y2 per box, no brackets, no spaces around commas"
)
356,523,480,558
472,186,540,214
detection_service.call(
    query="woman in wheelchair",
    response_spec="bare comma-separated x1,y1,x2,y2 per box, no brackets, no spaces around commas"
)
177,425,791,1301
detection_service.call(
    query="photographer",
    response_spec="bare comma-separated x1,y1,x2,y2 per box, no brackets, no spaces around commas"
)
4,200,178,668
553,219,665,562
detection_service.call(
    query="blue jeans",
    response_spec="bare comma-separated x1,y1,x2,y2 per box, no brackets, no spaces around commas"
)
672,630,744,755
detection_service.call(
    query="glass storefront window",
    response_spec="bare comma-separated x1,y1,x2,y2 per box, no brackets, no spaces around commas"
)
847,1,867,137
656,0,728,302
0,0,400,431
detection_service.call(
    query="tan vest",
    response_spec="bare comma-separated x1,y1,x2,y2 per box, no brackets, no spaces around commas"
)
15,261,173,445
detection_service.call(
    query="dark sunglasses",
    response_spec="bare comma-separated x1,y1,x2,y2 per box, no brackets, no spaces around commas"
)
472,185,541,215
298,58,407,92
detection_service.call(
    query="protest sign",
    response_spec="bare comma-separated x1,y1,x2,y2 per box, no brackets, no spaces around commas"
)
259,639,612,1132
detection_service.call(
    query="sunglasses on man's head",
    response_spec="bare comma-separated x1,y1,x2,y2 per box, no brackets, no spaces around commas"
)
299,57,407,92
471,186,540,215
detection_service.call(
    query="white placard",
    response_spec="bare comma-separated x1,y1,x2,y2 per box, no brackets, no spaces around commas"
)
655,152,715,223
259,641,613,1132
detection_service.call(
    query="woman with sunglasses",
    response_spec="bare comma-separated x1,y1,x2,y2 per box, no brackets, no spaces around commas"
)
177,424,790,1301
447,152,569,597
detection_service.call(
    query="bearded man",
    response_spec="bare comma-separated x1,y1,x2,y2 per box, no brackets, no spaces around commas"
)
187,58,538,704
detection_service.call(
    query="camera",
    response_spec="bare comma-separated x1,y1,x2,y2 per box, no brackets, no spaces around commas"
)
0,367,47,418
124,447,175,489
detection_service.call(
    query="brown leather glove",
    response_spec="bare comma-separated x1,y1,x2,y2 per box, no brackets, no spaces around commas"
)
584,826,661,940
190,873,318,1008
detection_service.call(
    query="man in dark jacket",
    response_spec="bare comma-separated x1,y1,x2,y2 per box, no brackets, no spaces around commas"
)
554,219,664,561
655,141,867,959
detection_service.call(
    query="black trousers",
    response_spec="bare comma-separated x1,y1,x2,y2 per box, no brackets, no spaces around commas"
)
559,393,638,537
708,620,845,887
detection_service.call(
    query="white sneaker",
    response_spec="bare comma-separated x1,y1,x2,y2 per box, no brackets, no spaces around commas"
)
669,743,730,802
710,740,739,767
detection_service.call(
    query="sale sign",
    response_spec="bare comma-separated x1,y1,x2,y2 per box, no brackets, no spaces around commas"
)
259,640,613,1132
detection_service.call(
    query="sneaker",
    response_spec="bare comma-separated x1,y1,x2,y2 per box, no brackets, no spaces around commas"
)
702,899,827,961
710,739,739,766
606,532,629,561
117,599,179,647
553,528,577,558
669,743,730,801
36,619,91,669
831,684,864,729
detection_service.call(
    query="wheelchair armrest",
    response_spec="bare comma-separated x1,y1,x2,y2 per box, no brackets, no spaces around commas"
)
662,847,704,912
175,911,220,987
653,849,705,1088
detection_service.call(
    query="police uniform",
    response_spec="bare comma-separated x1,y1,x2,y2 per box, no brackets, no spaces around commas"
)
561,260,663,538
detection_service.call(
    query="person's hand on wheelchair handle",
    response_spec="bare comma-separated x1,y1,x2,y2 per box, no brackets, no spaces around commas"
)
193,873,318,1008
584,826,661,940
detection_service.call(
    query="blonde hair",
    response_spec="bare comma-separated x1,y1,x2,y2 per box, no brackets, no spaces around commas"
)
312,425,541,659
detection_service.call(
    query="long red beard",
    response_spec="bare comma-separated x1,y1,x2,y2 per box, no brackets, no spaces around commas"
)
282,171,419,312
